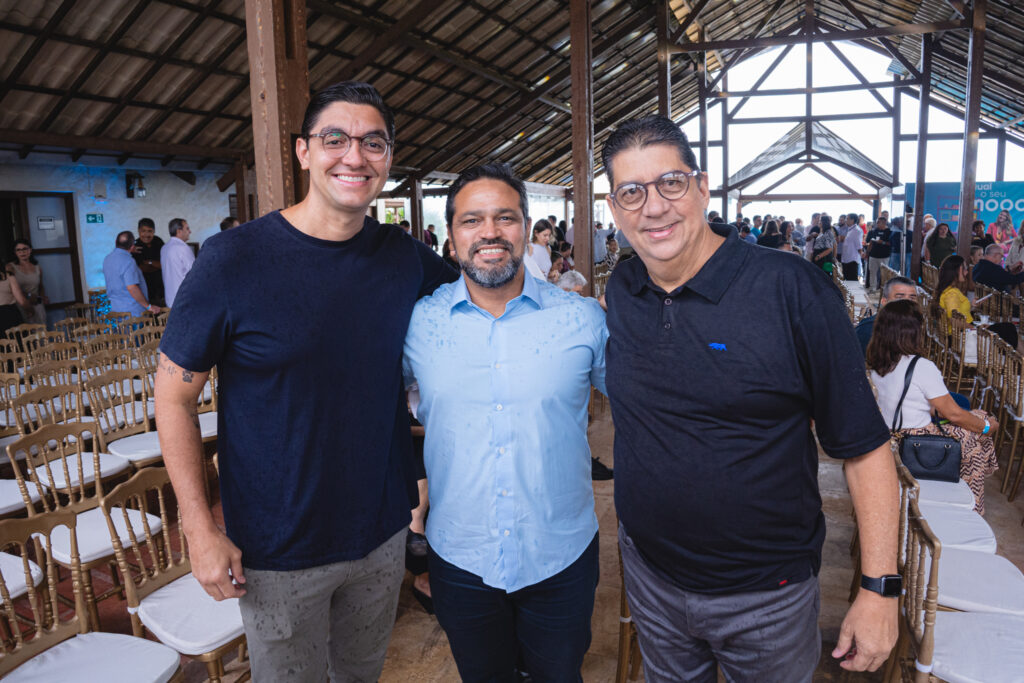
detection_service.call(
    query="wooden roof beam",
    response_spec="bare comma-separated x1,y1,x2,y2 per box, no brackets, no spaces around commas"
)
670,0,711,45
705,0,788,93
4,82,248,121
822,41,893,113
326,0,439,83
831,0,922,79
0,129,244,159
0,0,79,103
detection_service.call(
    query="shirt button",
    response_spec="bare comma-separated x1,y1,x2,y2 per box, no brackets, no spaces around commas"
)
504,529,511,536
501,489,508,496
664,298,673,305
496,404,503,411
499,447,506,454
494,362,501,369
664,322,672,330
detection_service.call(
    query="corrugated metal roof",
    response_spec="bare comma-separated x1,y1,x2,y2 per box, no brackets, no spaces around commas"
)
0,0,1021,183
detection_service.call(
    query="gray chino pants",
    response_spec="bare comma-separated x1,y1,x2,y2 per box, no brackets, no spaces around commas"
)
619,524,820,683
239,528,406,683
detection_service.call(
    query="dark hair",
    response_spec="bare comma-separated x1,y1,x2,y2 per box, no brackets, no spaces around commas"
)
865,300,927,376
780,220,794,236
399,220,410,227
764,220,779,236
301,81,395,142
531,219,553,242
445,162,529,228
819,215,833,233
168,218,187,237
847,213,859,225
220,217,237,231
116,231,135,248
881,275,915,300
972,219,985,232
739,224,750,234
138,217,155,230
601,115,699,188
11,239,37,265
557,241,572,253
558,220,567,232
932,254,967,316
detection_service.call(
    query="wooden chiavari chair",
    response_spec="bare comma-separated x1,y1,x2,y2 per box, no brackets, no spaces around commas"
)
969,326,995,409
86,369,159,469
4,324,45,353
99,311,131,334
884,497,1024,682
53,315,89,341
101,467,248,682
83,332,131,357
4,423,136,631
131,324,165,348
65,301,97,323
23,332,68,365
997,352,1024,500
944,312,974,394
0,506,184,681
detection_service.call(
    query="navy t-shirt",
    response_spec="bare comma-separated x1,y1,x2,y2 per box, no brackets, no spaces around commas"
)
159,211,456,570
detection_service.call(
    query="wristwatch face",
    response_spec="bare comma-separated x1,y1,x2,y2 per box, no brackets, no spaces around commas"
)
879,575,902,597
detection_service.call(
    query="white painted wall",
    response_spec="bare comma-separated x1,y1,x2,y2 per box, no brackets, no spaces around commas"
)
0,163,233,293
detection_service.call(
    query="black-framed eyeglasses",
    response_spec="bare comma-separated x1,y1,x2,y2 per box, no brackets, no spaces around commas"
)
307,131,392,161
609,170,701,211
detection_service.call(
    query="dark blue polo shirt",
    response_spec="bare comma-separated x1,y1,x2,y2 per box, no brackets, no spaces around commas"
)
160,211,457,570
606,223,889,594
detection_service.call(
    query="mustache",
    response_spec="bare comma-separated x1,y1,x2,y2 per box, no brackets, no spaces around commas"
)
469,238,515,256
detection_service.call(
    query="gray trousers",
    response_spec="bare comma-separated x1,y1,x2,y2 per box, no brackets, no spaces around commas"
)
868,256,888,290
239,529,406,683
619,524,820,683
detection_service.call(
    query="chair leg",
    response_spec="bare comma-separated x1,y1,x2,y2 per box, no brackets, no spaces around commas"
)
1001,421,1021,494
615,585,633,683
204,659,223,683
1006,424,1024,501
80,568,102,632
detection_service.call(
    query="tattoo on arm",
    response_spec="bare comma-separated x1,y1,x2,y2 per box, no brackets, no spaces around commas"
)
190,411,200,429
159,354,194,383
182,370,194,383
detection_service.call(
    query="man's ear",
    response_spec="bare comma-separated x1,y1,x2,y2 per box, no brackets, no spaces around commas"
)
296,137,311,170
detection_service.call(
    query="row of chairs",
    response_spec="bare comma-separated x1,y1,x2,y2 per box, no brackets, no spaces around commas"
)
884,465,1024,682
0,445,246,681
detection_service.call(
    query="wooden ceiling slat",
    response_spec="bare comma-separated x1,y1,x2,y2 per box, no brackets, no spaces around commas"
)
0,0,79,102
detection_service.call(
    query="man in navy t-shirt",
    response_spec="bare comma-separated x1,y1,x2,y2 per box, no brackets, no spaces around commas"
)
155,81,456,682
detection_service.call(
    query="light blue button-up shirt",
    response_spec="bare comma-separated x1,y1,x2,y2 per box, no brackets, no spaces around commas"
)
403,273,607,592
102,247,147,315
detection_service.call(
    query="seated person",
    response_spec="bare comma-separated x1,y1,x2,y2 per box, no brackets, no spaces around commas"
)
935,254,1019,349
855,276,916,355
973,243,1024,293
557,270,586,295
867,300,998,513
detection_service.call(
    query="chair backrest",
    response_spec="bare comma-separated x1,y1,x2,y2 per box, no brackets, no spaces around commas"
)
5,324,46,353
27,341,82,365
132,324,164,348
903,497,942,678
26,358,87,397
1004,350,1024,416
99,312,131,334
895,464,919,573
0,507,86,676
23,332,68,362
101,467,189,612
0,372,24,439
135,339,161,397
198,366,218,414
53,316,89,341
71,322,110,344
9,382,84,435
64,302,96,323
6,422,107,514
85,368,151,451
82,347,135,382
84,333,131,356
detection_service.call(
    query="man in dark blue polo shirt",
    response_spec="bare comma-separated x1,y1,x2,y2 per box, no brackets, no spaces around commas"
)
155,82,456,682
601,116,899,682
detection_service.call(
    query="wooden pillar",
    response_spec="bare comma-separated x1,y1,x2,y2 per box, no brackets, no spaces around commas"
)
245,0,310,215
563,188,571,227
570,0,594,297
804,0,814,155
656,0,672,118
410,178,424,241
911,36,933,281
892,79,901,187
956,0,986,258
697,50,709,171
721,74,729,219
234,161,250,224
995,135,1006,182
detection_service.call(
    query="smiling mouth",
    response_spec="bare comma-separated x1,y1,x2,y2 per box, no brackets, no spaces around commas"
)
332,174,370,184
643,223,676,238
475,247,508,258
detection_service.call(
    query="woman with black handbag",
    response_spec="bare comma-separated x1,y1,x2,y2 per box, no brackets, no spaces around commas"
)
866,300,998,512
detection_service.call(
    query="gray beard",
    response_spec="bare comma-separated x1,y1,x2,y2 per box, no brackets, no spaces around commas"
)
460,240,522,288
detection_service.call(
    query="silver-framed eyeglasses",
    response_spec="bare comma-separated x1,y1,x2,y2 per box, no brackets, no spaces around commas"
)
610,169,701,211
307,130,392,161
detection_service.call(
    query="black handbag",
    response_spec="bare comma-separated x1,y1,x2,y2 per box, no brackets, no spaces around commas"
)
892,356,962,482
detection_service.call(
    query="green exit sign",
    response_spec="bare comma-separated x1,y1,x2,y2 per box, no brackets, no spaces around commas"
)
86,213,104,223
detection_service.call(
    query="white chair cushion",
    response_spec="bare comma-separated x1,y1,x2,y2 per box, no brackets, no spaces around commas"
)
47,507,163,565
932,612,1024,683
138,573,244,656
0,478,41,515
0,551,43,600
198,412,217,439
919,501,997,553
927,548,1024,615
918,478,976,510
107,431,162,462
4,631,180,683
33,452,131,491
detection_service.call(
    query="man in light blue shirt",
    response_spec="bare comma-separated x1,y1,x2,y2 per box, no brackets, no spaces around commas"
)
102,230,160,316
403,162,607,682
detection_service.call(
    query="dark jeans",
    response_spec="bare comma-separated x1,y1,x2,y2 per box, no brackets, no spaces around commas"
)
842,261,860,281
428,534,599,683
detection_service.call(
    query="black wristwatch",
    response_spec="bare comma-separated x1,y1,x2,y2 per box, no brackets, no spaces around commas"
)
861,574,902,597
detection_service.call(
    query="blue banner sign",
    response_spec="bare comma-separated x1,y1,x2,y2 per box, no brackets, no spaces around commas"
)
904,182,1024,232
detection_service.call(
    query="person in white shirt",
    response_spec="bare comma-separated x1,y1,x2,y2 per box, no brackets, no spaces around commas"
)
841,212,863,281
866,299,998,512
161,217,196,308
593,222,612,263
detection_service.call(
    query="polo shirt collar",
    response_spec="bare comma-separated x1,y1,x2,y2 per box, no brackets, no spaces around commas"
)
449,269,544,315
624,222,747,304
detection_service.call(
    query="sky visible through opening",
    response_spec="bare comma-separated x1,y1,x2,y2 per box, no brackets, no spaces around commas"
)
386,38,1024,237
